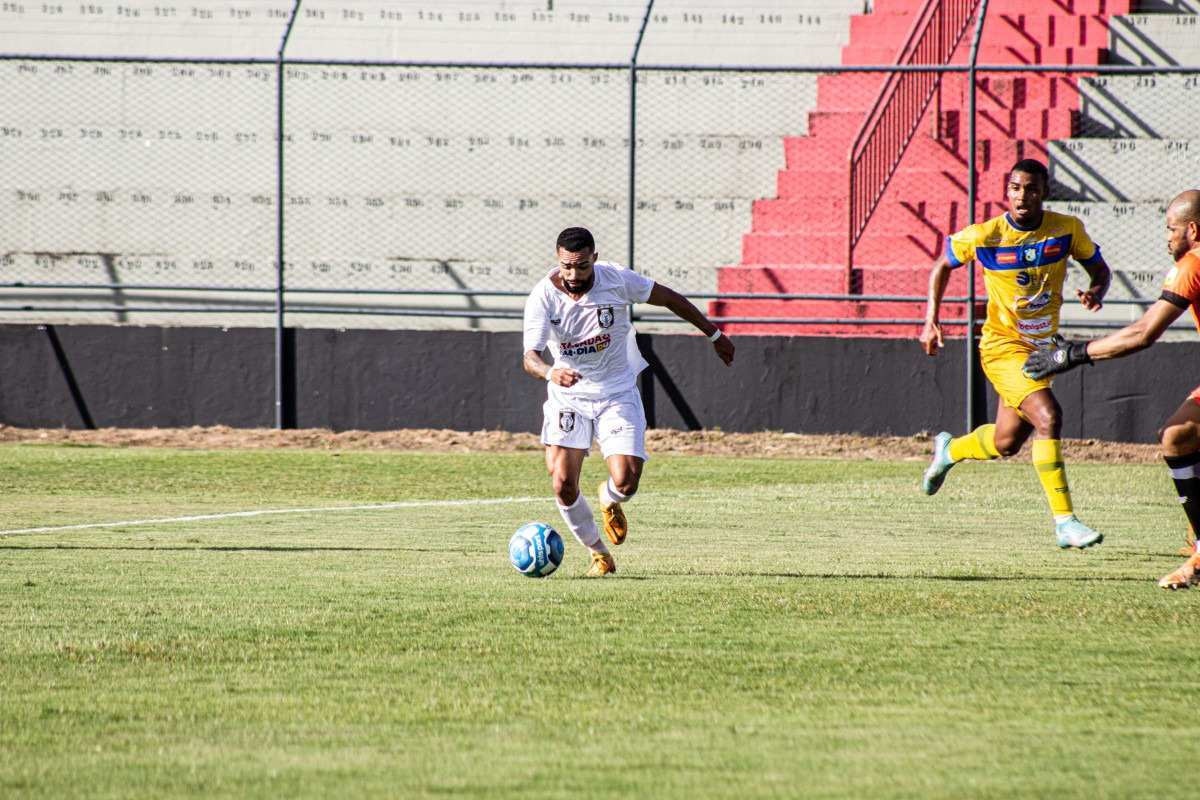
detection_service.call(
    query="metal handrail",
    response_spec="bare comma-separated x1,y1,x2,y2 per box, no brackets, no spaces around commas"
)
846,0,981,285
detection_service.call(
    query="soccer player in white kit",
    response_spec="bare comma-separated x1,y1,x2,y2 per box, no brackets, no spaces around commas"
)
522,227,735,576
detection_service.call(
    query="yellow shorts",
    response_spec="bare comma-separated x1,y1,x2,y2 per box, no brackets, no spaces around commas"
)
980,341,1053,410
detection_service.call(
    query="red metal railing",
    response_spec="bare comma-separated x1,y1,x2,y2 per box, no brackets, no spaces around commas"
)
846,0,981,284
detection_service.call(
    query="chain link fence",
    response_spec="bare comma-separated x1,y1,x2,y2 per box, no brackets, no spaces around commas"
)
0,58,278,323
2,1,1199,338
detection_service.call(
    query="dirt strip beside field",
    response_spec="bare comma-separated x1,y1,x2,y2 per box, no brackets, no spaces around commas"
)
0,426,1164,463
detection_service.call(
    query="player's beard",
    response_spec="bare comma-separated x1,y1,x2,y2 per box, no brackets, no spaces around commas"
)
563,275,594,294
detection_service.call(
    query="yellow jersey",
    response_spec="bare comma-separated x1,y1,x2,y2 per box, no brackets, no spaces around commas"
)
945,210,1102,351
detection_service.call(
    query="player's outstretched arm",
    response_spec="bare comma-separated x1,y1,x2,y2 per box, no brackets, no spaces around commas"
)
1086,298,1182,361
1022,299,1184,379
920,257,954,356
1076,255,1112,311
645,283,734,365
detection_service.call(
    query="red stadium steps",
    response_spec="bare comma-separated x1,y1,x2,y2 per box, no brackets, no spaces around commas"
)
870,0,1131,14
849,12,1116,49
986,13,1117,47
717,265,851,294
782,134,1054,171
804,107,1075,143
843,45,1106,65
751,195,1007,235
817,73,1087,114
861,264,985,296
774,167,1036,205
709,0,1125,337
962,75,1084,109
743,231,950,266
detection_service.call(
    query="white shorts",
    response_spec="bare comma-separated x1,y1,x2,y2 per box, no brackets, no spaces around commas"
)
541,387,648,460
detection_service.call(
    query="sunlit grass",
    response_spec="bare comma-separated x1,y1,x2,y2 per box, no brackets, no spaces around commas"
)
0,445,1192,798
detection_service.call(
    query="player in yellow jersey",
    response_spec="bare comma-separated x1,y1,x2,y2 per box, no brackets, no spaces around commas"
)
918,159,1112,549
1023,190,1200,587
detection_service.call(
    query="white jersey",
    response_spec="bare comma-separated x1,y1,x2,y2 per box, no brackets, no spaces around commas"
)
523,261,655,400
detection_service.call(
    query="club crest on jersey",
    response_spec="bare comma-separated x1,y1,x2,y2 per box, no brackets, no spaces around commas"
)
558,411,576,433
1023,246,1038,263
597,307,615,329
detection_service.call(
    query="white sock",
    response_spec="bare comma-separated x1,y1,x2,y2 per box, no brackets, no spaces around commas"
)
556,494,608,555
599,477,632,507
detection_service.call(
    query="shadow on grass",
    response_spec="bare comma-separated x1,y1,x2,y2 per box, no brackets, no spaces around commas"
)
702,571,1155,583
566,575,653,581
0,544,464,553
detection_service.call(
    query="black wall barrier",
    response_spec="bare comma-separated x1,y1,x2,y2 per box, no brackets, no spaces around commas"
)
0,323,1188,444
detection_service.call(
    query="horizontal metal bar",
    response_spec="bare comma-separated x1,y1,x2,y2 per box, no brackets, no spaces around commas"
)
0,285,1161,306
0,56,979,73
975,64,1200,74
5,54,1198,75
280,57,629,70
701,294,1157,306
2,283,275,293
1,304,1185,330
640,316,1183,329
0,53,274,65
639,315,955,325
0,305,525,319
0,305,278,314
0,283,529,297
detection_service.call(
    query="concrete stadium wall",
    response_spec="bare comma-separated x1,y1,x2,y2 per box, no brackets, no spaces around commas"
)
0,323,1190,443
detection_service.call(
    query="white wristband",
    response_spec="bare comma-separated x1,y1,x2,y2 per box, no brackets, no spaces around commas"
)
708,328,722,342
545,367,555,382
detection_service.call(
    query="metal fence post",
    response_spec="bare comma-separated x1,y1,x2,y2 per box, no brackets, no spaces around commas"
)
965,0,989,431
628,0,655,271
275,0,301,430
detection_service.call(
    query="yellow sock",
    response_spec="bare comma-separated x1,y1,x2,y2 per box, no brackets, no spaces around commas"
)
947,424,1001,462
1032,438,1074,517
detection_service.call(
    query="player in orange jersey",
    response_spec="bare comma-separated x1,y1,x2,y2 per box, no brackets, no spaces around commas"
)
1024,189,1200,588
920,159,1112,550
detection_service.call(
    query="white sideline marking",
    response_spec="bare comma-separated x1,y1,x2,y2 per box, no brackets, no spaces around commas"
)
0,496,544,538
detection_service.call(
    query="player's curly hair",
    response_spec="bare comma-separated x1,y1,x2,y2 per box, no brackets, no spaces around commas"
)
1010,158,1049,189
556,227,595,253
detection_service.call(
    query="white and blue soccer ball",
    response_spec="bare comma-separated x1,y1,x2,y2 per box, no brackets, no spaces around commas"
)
509,522,565,578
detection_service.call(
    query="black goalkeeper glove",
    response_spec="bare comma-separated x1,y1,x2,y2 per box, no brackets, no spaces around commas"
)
1022,335,1092,379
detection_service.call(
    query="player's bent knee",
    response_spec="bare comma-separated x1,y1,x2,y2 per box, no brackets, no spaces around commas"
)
614,476,639,498
992,433,1022,457
553,477,580,505
1161,423,1200,455
1029,413,1061,441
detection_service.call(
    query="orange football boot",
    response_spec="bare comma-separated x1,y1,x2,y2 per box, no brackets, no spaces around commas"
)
598,481,628,546
1159,553,1200,590
585,551,616,577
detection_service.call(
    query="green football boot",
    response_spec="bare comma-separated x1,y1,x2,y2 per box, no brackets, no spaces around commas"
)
922,431,955,496
1055,516,1104,549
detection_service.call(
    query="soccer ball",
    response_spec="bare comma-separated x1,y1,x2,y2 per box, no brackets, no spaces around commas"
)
509,522,565,578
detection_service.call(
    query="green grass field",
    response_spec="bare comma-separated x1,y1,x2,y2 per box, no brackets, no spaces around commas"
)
1,443,1196,798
